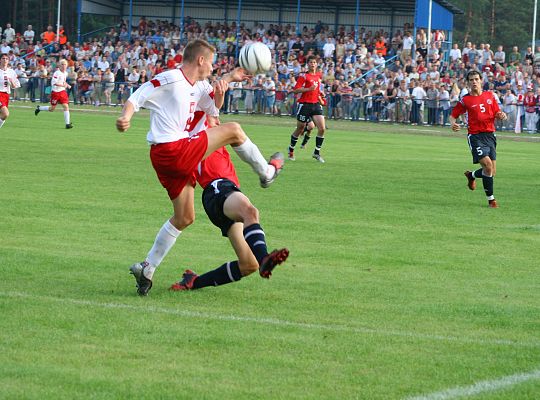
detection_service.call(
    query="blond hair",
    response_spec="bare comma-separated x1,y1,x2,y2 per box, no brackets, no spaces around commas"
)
183,39,216,64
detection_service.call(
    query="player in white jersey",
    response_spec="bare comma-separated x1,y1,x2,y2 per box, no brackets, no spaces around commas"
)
0,53,21,129
115,39,285,296
35,59,73,129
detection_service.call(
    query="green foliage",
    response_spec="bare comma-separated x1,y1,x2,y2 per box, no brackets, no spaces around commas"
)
1,106,540,399
452,0,538,50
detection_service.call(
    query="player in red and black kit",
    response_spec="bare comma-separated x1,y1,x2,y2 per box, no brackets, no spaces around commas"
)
287,55,327,163
170,113,289,291
449,70,507,208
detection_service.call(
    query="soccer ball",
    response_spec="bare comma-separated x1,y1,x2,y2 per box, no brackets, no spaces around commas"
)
239,42,272,74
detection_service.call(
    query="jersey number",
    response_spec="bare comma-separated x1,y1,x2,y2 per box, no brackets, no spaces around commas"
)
476,147,484,156
479,103,486,113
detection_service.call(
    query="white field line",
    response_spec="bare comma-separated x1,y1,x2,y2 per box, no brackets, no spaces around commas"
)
404,367,540,400
1,291,539,348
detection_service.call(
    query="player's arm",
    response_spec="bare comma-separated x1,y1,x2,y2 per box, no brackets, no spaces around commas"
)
221,67,251,84
491,92,507,120
449,101,465,132
115,80,155,132
9,72,21,89
212,79,228,109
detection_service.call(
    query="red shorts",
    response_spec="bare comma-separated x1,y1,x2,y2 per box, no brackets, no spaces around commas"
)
150,131,209,200
0,92,9,108
51,91,69,105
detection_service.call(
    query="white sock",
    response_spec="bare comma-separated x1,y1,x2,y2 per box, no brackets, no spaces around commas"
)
232,137,272,179
39,106,50,111
143,220,181,279
64,111,70,124
0,119,5,128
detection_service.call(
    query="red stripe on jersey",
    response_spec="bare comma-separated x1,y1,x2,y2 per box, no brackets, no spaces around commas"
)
209,90,214,99
151,79,161,87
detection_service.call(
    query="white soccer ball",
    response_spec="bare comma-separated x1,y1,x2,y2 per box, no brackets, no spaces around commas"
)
239,42,272,74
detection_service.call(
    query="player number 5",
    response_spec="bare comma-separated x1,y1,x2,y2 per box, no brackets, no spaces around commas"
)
479,104,486,113
476,147,483,156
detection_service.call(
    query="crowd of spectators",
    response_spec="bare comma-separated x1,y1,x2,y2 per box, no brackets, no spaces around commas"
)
2,16,540,133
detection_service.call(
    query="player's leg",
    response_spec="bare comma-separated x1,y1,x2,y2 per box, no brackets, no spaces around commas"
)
130,185,195,295
301,121,314,148
223,191,288,278
205,123,283,187
61,102,72,128
288,119,306,160
0,105,9,128
478,156,497,207
311,114,326,163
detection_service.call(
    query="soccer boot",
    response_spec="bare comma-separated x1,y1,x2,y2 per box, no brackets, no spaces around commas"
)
488,199,499,208
464,170,476,190
34,106,40,116
260,152,284,188
66,123,73,129
299,144,305,149
130,261,153,296
312,153,325,163
170,269,199,291
259,248,290,279
288,150,295,161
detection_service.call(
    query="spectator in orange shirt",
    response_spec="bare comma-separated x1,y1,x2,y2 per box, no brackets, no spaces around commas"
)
41,25,56,44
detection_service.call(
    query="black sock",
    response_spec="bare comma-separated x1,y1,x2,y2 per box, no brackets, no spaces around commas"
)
301,133,311,146
243,223,268,265
193,261,242,289
288,135,298,152
482,175,494,197
473,168,484,179
314,136,325,155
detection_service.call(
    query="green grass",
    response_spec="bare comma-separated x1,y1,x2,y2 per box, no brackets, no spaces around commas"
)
1,104,539,399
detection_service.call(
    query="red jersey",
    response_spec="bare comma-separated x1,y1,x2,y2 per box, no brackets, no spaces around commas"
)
197,147,240,189
524,94,537,113
294,71,322,103
451,91,500,134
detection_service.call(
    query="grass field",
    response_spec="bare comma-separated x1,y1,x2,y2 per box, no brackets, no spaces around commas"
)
1,104,539,400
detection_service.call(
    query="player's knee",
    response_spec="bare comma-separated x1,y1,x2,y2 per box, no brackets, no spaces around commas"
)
317,127,326,136
171,213,195,230
1,109,9,119
244,204,259,225
239,259,259,275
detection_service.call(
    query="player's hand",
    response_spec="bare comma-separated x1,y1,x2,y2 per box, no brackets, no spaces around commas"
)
496,111,507,121
451,122,461,132
213,79,229,95
116,116,130,132
207,115,220,127
229,67,252,82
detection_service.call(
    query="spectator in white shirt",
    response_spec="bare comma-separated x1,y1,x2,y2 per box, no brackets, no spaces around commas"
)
23,25,35,44
449,43,461,62
493,46,506,64
3,23,15,44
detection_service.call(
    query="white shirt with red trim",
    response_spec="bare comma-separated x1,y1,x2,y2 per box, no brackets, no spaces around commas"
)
0,67,20,94
128,68,218,144
51,69,68,93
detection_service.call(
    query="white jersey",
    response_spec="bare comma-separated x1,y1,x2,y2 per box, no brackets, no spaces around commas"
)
0,68,20,94
128,68,219,144
51,69,68,93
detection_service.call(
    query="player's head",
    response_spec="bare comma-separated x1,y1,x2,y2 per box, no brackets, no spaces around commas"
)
0,53,8,67
58,59,68,71
466,70,482,83
306,55,318,71
183,39,216,78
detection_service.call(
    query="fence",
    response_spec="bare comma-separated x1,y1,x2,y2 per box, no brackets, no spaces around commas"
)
9,85,537,133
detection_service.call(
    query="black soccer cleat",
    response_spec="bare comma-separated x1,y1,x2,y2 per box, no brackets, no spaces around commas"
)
34,106,40,116
66,123,73,129
130,262,153,296
170,269,199,291
259,248,289,279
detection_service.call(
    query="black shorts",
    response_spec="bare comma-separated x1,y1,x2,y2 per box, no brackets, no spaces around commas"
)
202,178,241,237
296,102,323,123
467,132,497,164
